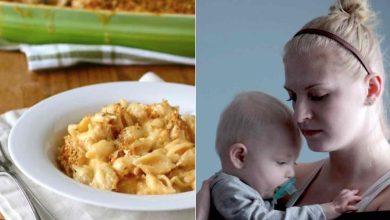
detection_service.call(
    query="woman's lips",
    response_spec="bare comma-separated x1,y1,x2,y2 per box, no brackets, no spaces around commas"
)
301,129,322,137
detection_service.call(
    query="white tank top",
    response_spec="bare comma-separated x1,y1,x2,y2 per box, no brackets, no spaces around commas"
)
287,161,390,212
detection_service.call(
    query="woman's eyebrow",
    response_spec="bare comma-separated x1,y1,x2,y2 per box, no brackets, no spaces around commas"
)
284,83,327,92
304,83,325,90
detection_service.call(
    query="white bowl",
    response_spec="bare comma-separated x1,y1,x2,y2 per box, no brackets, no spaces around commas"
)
8,81,195,211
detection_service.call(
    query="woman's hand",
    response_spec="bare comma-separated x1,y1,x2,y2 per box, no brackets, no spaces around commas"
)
196,178,212,220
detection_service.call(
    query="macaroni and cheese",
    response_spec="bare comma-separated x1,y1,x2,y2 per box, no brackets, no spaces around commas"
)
57,100,195,195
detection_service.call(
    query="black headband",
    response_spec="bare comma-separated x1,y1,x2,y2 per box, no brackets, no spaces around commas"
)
294,28,374,75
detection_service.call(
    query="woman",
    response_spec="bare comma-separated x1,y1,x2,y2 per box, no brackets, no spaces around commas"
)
283,0,390,212
197,0,390,218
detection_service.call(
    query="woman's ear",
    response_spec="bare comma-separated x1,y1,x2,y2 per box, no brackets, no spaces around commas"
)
229,143,247,169
365,74,382,105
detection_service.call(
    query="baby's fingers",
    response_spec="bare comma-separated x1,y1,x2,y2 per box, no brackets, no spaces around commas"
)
345,205,358,212
351,189,359,195
340,189,351,195
341,189,360,200
348,195,362,203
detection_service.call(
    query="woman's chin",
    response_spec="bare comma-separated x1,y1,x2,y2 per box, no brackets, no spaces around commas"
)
307,140,332,152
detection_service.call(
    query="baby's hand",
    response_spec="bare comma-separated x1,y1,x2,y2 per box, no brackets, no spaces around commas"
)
333,189,361,213
321,189,361,219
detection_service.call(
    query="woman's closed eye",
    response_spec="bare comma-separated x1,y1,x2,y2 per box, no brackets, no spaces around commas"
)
286,95,296,102
309,93,329,101
277,161,287,165
286,93,328,102
284,88,297,102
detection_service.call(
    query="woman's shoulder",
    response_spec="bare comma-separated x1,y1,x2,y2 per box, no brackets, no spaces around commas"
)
294,159,326,188
367,185,390,211
364,167,390,211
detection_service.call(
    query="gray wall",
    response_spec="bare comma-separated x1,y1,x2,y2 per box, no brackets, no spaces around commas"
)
196,0,390,190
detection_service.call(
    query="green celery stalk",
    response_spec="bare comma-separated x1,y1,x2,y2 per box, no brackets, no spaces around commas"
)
0,2,195,57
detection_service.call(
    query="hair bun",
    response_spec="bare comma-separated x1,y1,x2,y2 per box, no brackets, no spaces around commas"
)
329,0,374,25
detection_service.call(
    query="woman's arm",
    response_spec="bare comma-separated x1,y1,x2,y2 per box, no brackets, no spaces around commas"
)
196,180,212,220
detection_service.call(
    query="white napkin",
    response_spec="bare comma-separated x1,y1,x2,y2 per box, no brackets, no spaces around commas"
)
0,39,195,71
0,72,195,220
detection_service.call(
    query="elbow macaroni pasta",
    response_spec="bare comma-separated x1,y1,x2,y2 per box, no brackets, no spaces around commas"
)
57,100,195,195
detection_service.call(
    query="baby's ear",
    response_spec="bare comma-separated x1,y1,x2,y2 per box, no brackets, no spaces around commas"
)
229,143,247,169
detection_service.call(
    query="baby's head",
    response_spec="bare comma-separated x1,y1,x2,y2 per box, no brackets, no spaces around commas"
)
215,91,301,199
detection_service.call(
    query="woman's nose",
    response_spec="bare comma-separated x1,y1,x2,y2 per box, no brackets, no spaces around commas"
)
293,99,312,123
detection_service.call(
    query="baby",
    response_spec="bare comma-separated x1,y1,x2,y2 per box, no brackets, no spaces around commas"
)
209,91,361,220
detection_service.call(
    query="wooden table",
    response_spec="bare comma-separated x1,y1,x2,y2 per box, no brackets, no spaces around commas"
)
0,50,195,114
0,50,194,219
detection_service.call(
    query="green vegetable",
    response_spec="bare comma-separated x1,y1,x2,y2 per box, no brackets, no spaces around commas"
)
0,2,195,57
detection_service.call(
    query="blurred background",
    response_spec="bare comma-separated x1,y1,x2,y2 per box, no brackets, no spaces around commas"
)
196,0,390,190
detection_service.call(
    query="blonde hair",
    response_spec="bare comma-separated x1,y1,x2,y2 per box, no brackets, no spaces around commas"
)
215,91,300,159
283,0,389,138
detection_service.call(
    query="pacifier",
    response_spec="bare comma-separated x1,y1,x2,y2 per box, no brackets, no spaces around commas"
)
272,178,297,207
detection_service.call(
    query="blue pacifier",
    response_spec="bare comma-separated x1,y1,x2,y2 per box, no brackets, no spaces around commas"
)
272,178,297,207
